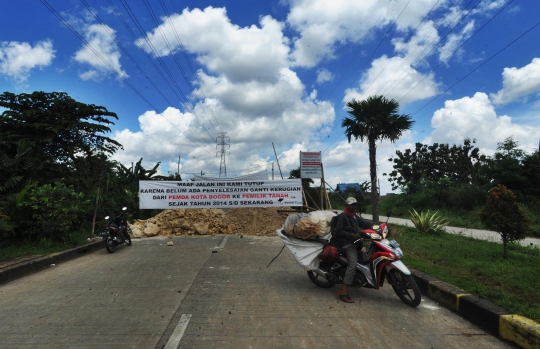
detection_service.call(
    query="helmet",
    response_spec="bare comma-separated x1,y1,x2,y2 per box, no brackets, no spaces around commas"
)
320,245,340,263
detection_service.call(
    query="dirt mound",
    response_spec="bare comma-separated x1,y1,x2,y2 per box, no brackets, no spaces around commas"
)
129,208,294,238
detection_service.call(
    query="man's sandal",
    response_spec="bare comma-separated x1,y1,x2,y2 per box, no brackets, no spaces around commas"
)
337,291,354,303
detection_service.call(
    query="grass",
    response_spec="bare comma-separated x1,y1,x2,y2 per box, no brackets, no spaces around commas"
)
373,195,540,238
391,225,540,323
0,229,95,264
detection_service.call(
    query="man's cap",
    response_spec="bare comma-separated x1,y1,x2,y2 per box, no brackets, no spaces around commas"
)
345,197,357,205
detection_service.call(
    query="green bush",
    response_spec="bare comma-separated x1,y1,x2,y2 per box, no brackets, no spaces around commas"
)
479,185,531,258
20,182,90,241
409,209,449,234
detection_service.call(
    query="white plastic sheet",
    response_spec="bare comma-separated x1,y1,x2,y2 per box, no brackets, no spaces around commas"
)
276,229,330,271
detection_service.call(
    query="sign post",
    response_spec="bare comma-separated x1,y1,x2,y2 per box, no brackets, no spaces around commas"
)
300,151,322,178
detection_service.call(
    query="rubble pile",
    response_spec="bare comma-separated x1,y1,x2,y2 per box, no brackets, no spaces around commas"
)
129,208,293,238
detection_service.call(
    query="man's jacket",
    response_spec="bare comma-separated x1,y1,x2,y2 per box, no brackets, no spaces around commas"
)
331,212,372,246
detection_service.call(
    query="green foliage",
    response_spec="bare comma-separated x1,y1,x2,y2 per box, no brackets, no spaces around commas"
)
480,137,540,199
479,184,531,258
385,138,485,193
20,182,90,241
0,91,122,200
342,95,414,222
395,225,540,323
409,209,449,234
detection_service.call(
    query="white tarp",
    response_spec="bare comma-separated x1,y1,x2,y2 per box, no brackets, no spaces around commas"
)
139,179,302,209
276,229,330,271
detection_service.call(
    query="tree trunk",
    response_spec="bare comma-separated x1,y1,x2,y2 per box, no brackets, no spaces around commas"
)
369,137,379,222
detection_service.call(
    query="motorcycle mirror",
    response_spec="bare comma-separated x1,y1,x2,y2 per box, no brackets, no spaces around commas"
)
386,209,392,217
122,207,127,211
104,216,110,220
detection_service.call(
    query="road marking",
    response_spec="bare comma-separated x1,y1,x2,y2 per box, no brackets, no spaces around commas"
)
218,236,228,248
165,313,192,349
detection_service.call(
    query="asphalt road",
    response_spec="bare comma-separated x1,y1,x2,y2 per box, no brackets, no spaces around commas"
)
0,236,512,349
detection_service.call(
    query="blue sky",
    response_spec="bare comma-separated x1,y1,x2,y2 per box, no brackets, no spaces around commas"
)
1,0,539,194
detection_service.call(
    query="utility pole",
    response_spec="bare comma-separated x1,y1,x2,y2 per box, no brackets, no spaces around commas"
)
272,162,274,180
91,170,105,236
272,142,283,179
216,132,230,177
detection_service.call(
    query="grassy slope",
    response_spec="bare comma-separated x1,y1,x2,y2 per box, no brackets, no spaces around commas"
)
392,225,540,323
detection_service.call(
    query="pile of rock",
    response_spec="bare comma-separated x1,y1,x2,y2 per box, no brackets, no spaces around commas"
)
129,207,293,238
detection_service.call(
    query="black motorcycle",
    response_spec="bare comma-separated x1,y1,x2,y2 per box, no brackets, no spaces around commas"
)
99,207,132,253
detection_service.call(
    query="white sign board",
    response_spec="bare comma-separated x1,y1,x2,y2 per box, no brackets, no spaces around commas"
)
300,151,322,178
139,179,303,209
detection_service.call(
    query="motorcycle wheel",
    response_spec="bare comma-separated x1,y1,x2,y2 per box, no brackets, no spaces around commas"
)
124,232,132,246
105,236,117,253
307,270,336,288
388,269,421,307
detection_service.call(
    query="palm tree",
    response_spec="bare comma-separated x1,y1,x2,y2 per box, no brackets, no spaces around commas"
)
342,95,414,222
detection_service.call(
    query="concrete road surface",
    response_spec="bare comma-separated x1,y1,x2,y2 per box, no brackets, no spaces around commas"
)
0,236,512,349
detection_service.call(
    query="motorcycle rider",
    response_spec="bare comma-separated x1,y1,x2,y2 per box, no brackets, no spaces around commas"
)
331,197,373,303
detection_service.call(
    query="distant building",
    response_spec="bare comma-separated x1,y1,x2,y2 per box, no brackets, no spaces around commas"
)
336,183,362,193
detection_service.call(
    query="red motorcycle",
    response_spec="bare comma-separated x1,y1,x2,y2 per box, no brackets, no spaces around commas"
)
307,221,421,307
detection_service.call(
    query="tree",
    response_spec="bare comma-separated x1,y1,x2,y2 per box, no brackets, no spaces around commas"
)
0,91,123,241
385,139,485,193
478,185,530,258
480,137,528,197
0,91,122,193
342,95,414,222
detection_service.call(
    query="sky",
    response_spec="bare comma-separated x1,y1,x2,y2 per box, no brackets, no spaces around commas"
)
1,0,540,195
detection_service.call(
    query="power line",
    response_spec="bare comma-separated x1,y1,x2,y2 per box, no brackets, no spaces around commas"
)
324,13,540,175
39,0,160,111
320,0,479,160
77,0,214,152
384,0,481,99
411,16,540,116
144,0,221,138
116,0,216,147
396,0,510,103
158,0,223,132
358,0,443,99
318,0,413,156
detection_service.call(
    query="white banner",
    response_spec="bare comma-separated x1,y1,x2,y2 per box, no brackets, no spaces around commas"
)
139,179,303,209
300,151,322,178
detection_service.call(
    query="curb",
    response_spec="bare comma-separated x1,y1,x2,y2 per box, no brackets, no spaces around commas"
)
411,269,540,349
0,240,105,286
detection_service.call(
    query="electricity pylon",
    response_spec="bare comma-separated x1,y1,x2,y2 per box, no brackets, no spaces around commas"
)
216,132,230,177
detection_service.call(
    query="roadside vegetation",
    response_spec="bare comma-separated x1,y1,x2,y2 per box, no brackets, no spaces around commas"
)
0,91,168,259
392,225,540,323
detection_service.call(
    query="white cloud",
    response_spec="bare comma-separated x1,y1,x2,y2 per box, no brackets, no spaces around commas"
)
0,40,55,82
73,24,128,81
286,0,444,68
316,68,334,84
426,92,540,153
438,20,475,63
135,7,289,84
343,55,441,105
123,5,337,178
490,58,540,105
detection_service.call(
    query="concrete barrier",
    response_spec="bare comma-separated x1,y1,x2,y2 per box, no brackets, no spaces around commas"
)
411,268,540,349
0,240,104,285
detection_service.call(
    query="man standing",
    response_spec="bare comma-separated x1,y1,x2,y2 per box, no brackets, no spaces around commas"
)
331,197,373,303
